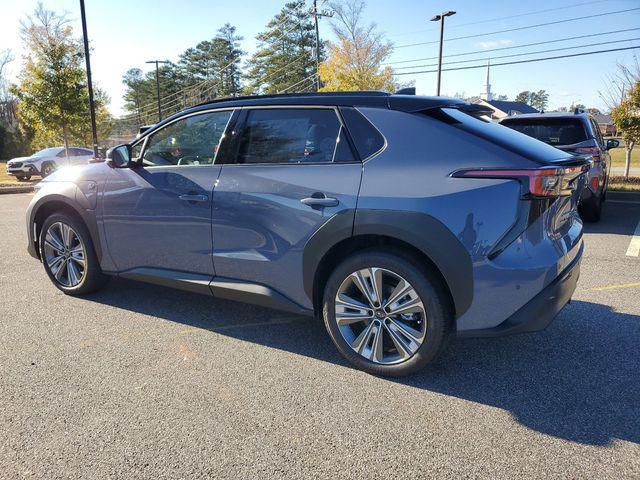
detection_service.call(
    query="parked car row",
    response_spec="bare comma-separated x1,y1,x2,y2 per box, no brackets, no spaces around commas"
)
26,91,589,376
6,146,94,181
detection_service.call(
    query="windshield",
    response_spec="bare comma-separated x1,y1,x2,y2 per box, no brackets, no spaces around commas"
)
32,147,61,157
500,118,588,146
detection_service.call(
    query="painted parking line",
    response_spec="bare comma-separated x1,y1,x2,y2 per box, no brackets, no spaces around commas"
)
590,282,640,291
626,219,640,257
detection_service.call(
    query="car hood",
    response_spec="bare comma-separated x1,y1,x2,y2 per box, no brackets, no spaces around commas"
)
8,156,31,164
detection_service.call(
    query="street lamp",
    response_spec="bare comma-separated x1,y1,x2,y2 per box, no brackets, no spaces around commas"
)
146,60,170,122
430,10,456,96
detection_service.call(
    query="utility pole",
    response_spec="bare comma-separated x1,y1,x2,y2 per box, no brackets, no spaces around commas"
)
146,59,169,122
79,0,99,158
430,10,456,96
311,1,333,91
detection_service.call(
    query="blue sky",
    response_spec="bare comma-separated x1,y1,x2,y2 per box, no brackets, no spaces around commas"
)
1,0,639,115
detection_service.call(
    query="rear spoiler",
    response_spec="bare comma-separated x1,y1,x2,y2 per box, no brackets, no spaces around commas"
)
388,95,494,117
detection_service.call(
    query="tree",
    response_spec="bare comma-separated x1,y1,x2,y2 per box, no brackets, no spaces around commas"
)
611,79,640,178
599,58,640,111
515,90,548,111
11,4,111,151
178,24,244,97
318,0,396,92
244,1,317,94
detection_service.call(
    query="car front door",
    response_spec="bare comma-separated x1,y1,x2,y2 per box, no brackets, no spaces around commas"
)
210,107,362,309
101,109,234,282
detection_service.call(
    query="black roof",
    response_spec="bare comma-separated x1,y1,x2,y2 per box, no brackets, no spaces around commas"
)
141,91,480,135
179,91,469,117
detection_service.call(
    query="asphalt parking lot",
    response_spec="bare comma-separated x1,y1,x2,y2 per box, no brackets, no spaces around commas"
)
0,193,639,479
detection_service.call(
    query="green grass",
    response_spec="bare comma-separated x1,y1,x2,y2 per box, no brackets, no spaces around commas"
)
609,146,639,170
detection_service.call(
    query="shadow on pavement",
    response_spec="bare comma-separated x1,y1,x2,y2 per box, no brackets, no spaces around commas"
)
88,278,639,447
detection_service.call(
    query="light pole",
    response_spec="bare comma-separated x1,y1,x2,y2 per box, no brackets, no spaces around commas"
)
430,10,456,96
146,60,169,122
311,1,333,91
79,0,99,158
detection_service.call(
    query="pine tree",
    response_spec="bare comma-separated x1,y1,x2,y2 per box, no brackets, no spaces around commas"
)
244,1,318,94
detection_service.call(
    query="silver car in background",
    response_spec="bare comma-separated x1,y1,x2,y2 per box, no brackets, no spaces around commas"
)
6,146,94,180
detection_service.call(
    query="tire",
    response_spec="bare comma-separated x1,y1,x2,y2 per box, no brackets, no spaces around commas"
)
322,249,452,377
579,194,602,222
16,174,31,181
41,162,55,177
39,212,108,295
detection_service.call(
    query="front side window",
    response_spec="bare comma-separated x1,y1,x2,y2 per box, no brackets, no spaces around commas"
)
142,110,232,167
235,108,354,164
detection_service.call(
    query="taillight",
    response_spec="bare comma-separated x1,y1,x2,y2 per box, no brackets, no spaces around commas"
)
574,147,601,162
451,165,588,198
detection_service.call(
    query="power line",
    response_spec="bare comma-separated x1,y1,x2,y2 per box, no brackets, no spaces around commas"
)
393,7,640,49
392,37,640,70
394,45,640,75
278,73,318,93
388,0,611,38
385,27,640,65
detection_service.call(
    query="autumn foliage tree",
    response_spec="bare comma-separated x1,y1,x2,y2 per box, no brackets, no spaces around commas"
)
318,0,396,92
11,4,111,151
611,79,640,178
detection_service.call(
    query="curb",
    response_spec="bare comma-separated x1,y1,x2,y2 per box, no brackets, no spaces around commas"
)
0,186,35,195
607,191,640,203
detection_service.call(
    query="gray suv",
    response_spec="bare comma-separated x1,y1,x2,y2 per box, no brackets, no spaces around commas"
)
26,92,588,376
499,111,618,222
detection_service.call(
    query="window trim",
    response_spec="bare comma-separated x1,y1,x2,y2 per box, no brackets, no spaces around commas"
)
134,107,236,168
225,105,361,167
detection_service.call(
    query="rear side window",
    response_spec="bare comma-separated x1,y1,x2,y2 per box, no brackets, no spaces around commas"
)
500,117,589,146
340,106,385,160
235,108,353,164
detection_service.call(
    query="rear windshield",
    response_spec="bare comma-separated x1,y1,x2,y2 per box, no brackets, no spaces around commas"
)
432,108,572,164
500,118,588,146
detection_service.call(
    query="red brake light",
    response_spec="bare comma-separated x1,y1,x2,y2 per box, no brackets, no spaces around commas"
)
574,147,600,161
452,165,587,198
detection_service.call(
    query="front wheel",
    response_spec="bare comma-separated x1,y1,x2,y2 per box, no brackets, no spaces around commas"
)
41,162,55,177
322,250,451,377
39,212,108,295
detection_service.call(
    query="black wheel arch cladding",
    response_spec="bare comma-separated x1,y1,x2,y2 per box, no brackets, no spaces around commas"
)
303,209,473,318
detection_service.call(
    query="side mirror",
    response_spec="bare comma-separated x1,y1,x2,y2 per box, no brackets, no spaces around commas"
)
606,139,620,150
106,144,132,168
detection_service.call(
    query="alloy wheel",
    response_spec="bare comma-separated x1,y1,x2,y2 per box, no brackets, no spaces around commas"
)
334,267,427,365
43,222,87,288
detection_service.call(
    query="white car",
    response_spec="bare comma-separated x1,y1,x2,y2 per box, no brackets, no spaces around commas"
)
6,147,94,180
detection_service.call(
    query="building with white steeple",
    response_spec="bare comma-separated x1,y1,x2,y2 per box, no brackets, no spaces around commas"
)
480,60,493,101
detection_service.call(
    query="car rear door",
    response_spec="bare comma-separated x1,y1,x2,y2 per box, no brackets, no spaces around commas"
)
210,106,362,308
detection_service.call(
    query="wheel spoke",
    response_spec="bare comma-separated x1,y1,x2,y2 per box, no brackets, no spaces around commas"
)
60,223,73,248
384,278,412,309
370,268,384,307
67,260,80,285
386,316,424,345
351,320,376,353
386,294,424,316
335,294,373,325
350,271,376,308
383,322,415,359
52,258,68,282
45,230,64,252
47,254,65,271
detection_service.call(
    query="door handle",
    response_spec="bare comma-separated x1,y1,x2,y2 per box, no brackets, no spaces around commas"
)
178,193,209,203
300,194,339,208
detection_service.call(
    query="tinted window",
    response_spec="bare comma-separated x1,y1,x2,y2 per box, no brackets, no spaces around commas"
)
142,110,232,166
500,117,589,146
33,147,62,157
340,106,385,160
235,108,347,164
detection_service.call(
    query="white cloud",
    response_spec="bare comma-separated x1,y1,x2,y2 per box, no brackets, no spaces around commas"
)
475,39,515,50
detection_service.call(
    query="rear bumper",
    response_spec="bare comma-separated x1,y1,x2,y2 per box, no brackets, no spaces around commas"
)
458,240,582,338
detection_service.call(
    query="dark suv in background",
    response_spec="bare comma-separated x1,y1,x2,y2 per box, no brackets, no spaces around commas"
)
499,110,618,222
26,91,588,376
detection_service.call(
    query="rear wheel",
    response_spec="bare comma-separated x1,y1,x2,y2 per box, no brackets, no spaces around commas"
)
579,194,602,222
16,174,31,181
39,213,108,295
322,250,451,377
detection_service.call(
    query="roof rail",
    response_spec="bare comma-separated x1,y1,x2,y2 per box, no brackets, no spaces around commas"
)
194,90,390,108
